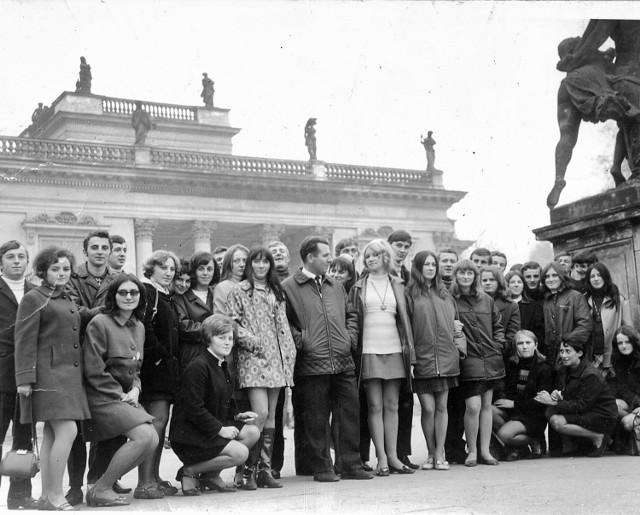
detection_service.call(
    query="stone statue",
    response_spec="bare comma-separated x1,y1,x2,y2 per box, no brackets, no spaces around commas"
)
420,131,440,172
75,56,92,94
201,73,214,107
548,20,640,209
131,101,152,145
31,102,49,123
305,118,317,161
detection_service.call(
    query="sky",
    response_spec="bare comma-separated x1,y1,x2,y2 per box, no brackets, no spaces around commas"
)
0,1,631,263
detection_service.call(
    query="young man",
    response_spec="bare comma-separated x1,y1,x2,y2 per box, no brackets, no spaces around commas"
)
521,261,544,301
107,235,127,274
0,241,37,510
554,251,572,275
267,240,292,282
470,247,491,268
570,250,598,293
387,230,412,284
335,238,360,262
438,248,458,291
282,236,372,482
489,251,508,272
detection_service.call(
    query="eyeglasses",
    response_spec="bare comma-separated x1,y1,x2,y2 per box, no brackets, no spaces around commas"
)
116,290,140,297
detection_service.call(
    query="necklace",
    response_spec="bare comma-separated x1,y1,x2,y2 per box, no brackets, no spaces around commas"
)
369,275,389,311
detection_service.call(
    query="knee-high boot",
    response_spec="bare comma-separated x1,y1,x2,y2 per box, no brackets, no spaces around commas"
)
256,427,283,488
240,432,261,491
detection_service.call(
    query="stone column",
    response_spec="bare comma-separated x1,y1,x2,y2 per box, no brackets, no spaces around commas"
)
193,221,217,253
134,218,159,277
260,224,285,246
313,226,334,250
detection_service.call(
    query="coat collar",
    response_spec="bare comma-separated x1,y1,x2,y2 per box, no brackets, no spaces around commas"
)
35,283,65,299
0,276,32,305
293,268,334,286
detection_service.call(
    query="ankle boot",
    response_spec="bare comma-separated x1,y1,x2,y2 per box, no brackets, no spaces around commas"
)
240,436,261,491
256,427,283,488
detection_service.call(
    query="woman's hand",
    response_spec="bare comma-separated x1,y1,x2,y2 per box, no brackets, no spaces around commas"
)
454,320,464,334
534,390,557,406
219,426,240,439
632,407,640,416
121,387,140,407
17,384,32,397
235,411,259,425
493,399,514,409
550,390,563,402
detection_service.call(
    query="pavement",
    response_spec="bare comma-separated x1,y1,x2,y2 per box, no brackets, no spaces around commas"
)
1,408,639,514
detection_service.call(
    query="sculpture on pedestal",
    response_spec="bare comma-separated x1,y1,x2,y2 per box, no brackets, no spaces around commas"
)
305,118,317,161
547,20,640,209
420,131,441,172
201,73,214,107
131,101,152,145
31,102,49,123
75,56,92,94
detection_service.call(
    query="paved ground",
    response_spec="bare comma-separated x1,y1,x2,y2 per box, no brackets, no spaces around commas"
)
2,410,639,513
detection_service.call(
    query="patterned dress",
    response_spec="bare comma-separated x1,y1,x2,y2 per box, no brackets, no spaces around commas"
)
226,280,296,388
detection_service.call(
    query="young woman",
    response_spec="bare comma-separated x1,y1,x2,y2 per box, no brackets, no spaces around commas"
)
585,262,632,376
505,270,545,355
452,259,506,467
535,340,618,457
350,239,415,476
328,255,356,294
15,247,91,511
170,258,191,297
405,251,462,471
213,244,249,314
137,250,181,499
82,274,157,507
492,330,552,461
481,266,521,353
225,247,296,489
169,314,260,495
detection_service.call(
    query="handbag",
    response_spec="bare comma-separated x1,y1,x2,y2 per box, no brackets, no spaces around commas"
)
0,395,40,479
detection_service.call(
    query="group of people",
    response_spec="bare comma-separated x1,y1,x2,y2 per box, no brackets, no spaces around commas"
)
1,230,639,510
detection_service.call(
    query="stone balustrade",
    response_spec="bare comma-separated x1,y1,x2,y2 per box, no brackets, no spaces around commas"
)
0,135,133,163
101,97,197,121
324,162,426,183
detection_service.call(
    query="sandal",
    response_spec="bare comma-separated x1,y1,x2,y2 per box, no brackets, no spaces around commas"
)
199,474,237,493
376,466,390,477
175,467,202,497
421,458,434,470
434,460,450,471
86,488,129,507
41,497,75,511
157,480,178,496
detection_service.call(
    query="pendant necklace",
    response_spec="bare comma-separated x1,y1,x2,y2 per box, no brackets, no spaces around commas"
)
369,275,389,311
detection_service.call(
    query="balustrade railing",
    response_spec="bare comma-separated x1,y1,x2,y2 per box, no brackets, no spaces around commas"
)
324,162,427,183
101,97,197,121
0,136,133,163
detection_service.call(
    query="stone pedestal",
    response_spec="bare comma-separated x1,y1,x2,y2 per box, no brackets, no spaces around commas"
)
533,184,640,326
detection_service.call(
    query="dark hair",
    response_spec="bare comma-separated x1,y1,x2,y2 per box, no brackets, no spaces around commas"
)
201,314,236,343
242,247,285,302
329,256,356,294
572,249,598,266
176,257,190,277
213,246,228,255
560,339,585,356
83,230,111,252
34,246,76,281
504,269,530,301
509,263,523,272
451,259,480,297
521,261,541,274
585,262,620,309
0,240,28,261
220,244,249,281
387,230,412,246
481,266,511,301
110,235,126,246
437,247,458,261
612,325,640,362
142,250,180,279
541,261,569,293
490,251,507,266
335,238,359,256
470,247,491,259
189,251,220,287
509,330,546,364
407,250,448,300
103,273,147,320
299,236,329,263
554,251,571,261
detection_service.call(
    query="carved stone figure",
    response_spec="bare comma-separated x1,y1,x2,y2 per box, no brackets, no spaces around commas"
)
31,102,49,123
420,131,440,172
201,73,214,107
131,101,152,145
548,20,640,209
75,56,92,94
305,118,317,161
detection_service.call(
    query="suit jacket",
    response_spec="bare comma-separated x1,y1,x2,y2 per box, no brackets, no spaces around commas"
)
0,277,32,392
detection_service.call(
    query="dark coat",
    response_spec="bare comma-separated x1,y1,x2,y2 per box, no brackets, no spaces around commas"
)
518,297,545,351
405,285,460,380
172,288,214,371
169,351,236,448
0,277,32,393
14,285,90,423
350,274,415,388
282,270,358,376
502,355,553,417
67,262,117,328
608,356,640,410
494,297,521,351
454,291,506,382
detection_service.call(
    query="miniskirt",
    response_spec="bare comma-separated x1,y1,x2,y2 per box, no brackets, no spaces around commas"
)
361,353,405,381
458,378,501,400
413,376,459,395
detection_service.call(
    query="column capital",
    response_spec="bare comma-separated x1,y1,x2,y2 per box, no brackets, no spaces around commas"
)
134,218,159,241
260,224,286,245
193,220,218,240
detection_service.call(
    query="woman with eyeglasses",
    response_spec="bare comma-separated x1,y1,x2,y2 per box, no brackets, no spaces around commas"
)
82,274,157,507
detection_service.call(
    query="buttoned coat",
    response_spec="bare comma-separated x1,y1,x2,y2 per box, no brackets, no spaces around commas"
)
14,285,90,423
226,280,296,388
67,262,117,327
0,277,32,393
173,287,214,371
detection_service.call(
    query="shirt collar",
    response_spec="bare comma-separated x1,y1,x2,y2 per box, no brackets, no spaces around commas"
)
207,348,225,366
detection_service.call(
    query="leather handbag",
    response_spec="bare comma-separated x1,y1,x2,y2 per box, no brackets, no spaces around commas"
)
0,395,39,479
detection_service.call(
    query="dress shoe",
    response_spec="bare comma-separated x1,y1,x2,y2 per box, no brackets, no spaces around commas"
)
389,465,415,475
240,468,257,490
7,496,39,510
64,487,83,506
434,460,450,471
376,467,389,477
421,458,434,470
399,456,420,470
271,469,281,479
361,462,373,472
256,469,283,488
313,470,340,482
86,489,130,507
112,480,132,495
479,456,499,466
588,435,612,458
133,485,164,499
156,480,178,496
341,468,374,480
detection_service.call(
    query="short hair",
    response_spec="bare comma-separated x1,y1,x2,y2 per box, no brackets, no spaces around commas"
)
572,249,598,266
110,235,126,246
201,314,236,343
490,251,507,265
267,241,290,257
362,239,394,273
387,230,412,246
142,250,180,279
509,263,523,272
541,261,569,293
34,246,76,280
612,325,640,362
554,251,571,261
299,236,329,263
335,237,359,256
103,273,147,320
437,248,458,261
176,257,190,277
521,261,541,274
83,230,111,252
329,256,356,293
213,246,228,255
189,251,219,287
480,265,510,301
0,240,28,261
470,247,491,260
220,244,249,281
451,259,480,297
560,339,585,356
